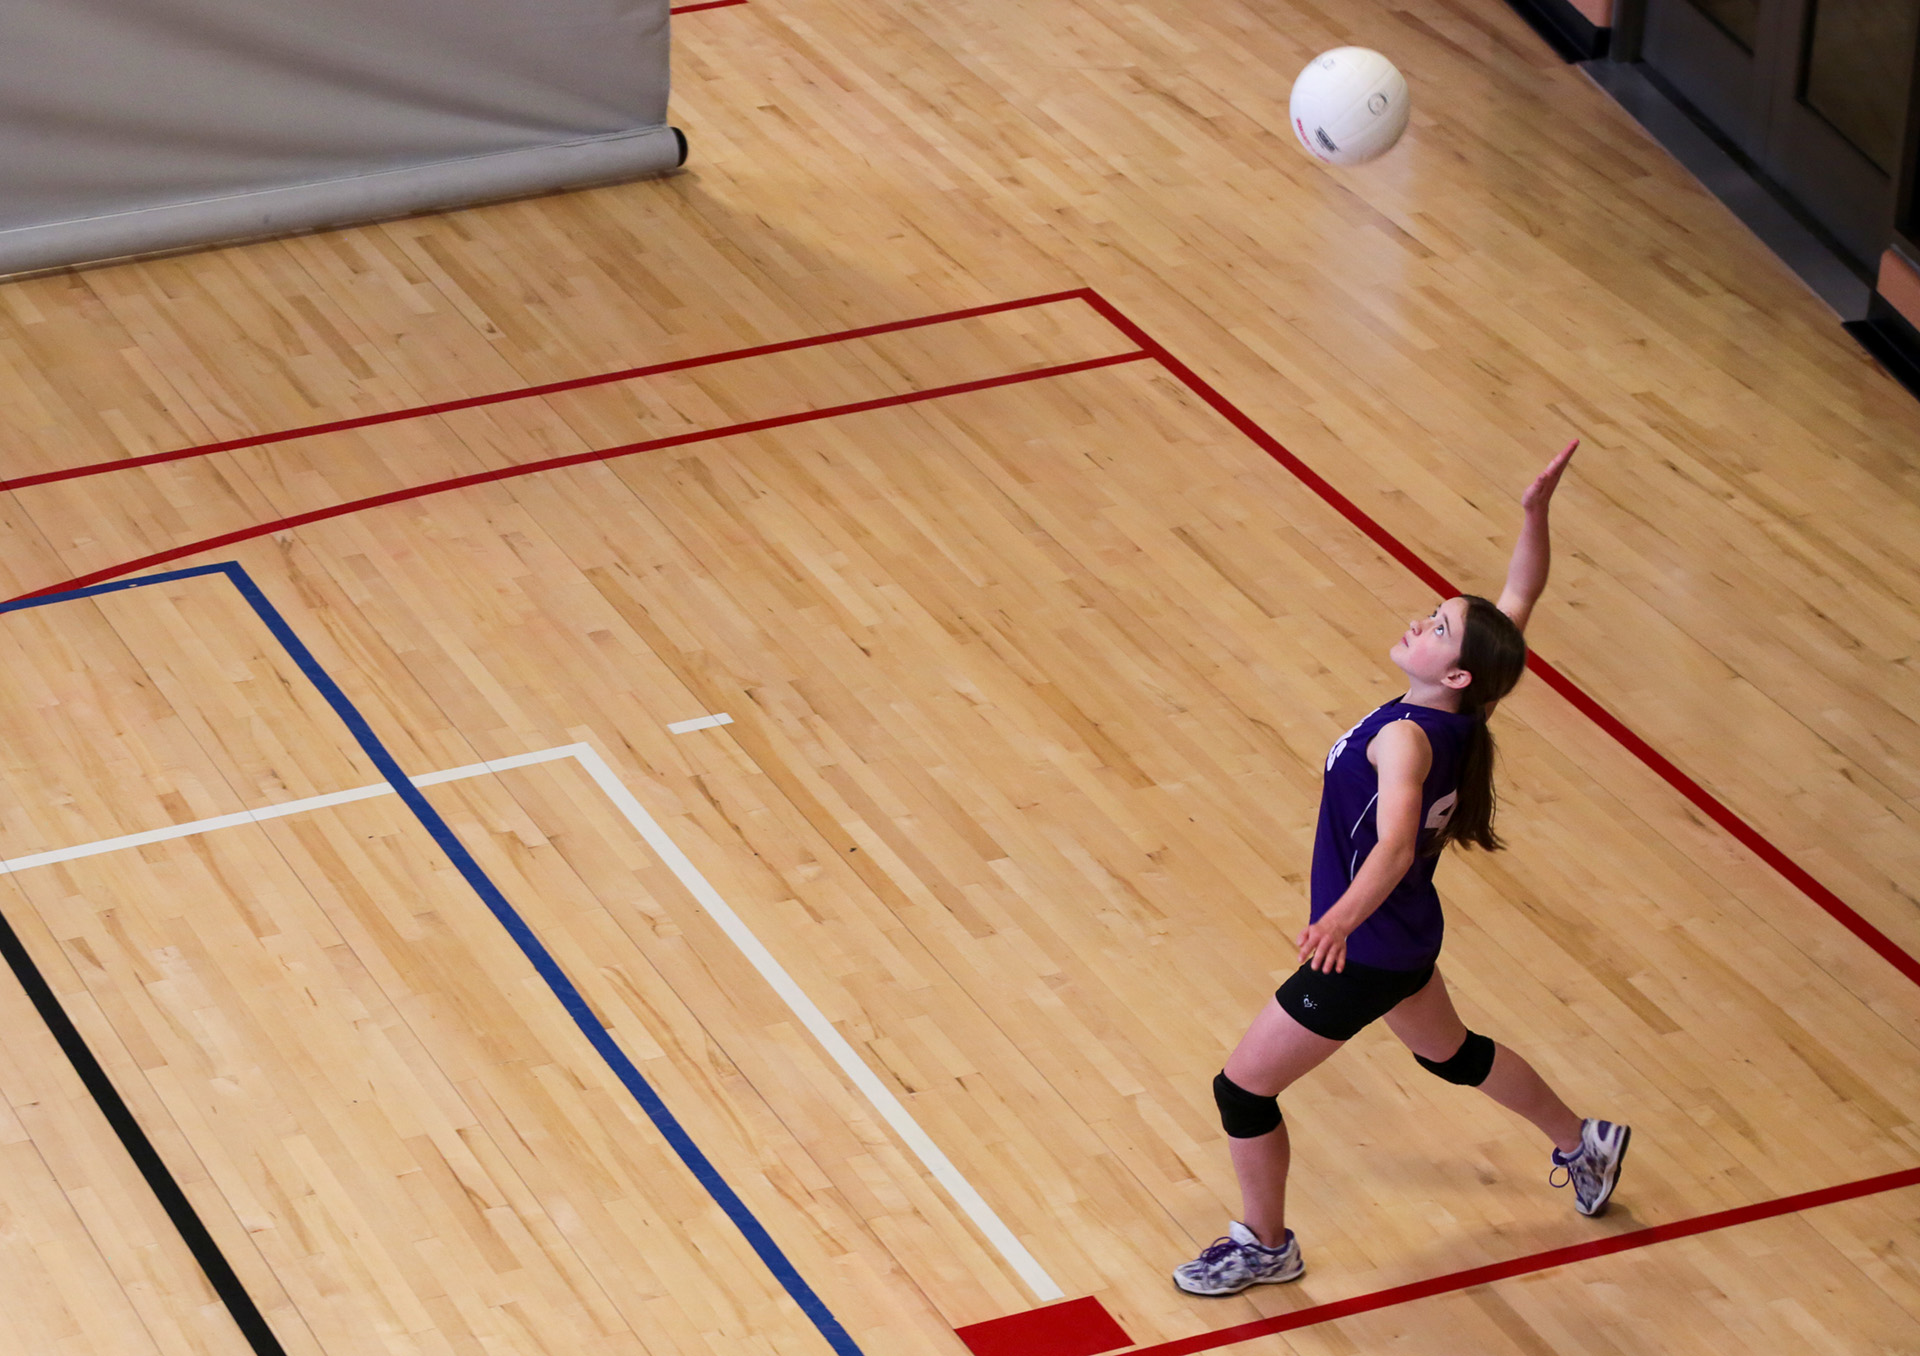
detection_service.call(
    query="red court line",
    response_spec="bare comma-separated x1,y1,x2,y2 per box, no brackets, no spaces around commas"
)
1073,286,1920,991
0,289,1093,493
1074,292,1453,601
1527,654,1920,987
13,289,1918,1346
671,0,747,10
1064,283,1920,1350
9,350,1151,601
1124,1166,1920,1356
16,284,1918,1007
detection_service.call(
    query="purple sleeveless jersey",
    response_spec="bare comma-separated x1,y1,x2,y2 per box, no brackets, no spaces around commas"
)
1309,700,1478,970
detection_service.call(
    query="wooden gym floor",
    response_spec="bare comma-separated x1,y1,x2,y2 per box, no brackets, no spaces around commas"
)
0,1,1917,1354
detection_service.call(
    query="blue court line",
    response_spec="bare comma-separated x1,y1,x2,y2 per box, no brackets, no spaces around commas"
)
8,561,865,1356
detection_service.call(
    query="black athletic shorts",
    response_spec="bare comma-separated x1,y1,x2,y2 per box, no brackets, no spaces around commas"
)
1276,959,1436,1042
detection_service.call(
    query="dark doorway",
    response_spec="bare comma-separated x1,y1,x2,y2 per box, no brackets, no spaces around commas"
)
1640,0,1920,268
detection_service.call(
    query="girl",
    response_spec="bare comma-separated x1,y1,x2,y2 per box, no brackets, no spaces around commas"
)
1174,440,1628,1297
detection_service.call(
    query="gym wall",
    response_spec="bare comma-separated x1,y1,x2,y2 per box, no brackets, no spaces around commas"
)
0,0,680,274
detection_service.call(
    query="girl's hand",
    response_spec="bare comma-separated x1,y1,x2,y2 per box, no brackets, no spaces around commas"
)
1521,439,1578,514
1297,915,1354,973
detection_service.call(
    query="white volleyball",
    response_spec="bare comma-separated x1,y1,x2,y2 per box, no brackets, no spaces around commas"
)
1289,47,1411,166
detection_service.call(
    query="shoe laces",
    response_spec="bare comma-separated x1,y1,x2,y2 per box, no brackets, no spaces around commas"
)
1196,1236,1243,1265
1549,1144,1583,1190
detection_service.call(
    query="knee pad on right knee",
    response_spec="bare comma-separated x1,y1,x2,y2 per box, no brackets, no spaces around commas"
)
1213,1071,1282,1138
1414,1031,1496,1086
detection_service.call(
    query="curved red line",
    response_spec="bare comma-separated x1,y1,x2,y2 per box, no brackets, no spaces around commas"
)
0,290,1095,493
8,349,1151,602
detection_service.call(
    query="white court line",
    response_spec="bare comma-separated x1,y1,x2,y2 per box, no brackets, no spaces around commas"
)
0,739,1064,1302
0,746,580,876
667,712,734,734
564,741,1065,1300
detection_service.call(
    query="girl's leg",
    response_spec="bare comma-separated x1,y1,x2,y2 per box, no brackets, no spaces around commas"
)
1383,969,1583,1154
1220,999,1345,1246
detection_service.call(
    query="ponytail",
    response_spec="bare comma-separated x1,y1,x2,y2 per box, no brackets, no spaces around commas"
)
1427,596,1526,855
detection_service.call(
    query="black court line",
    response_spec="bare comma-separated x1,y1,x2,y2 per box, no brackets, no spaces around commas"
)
0,911,287,1354
0,573,290,1353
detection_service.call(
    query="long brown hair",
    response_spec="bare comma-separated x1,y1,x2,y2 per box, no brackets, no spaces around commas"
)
1427,595,1528,854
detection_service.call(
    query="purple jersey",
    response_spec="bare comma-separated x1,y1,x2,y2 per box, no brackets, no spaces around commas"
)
1310,701,1478,969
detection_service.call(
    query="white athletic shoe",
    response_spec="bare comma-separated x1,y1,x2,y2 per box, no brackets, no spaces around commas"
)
1551,1118,1631,1216
1171,1221,1304,1295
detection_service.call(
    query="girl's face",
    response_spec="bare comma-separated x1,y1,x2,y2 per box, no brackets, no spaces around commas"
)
1391,597,1471,690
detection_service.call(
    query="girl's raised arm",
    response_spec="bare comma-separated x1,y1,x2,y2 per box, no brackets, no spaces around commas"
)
1495,439,1578,635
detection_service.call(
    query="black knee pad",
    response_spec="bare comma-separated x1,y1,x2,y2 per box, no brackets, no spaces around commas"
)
1213,1071,1282,1138
1415,1031,1496,1086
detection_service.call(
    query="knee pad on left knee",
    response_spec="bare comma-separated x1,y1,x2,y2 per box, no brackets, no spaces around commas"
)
1213,1071,1282,1138
1415,1031,1495,1086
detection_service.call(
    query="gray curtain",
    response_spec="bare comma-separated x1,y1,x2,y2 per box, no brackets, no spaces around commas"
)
0,0,680,273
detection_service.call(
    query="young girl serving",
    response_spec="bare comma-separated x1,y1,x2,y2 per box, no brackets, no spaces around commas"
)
1174,441,1629,1296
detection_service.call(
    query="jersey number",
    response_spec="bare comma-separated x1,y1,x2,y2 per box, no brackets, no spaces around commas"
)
1325,720,1364,772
